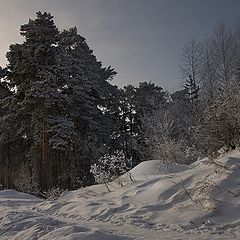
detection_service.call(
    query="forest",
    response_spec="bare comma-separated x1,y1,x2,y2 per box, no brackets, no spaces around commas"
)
0,12,240,194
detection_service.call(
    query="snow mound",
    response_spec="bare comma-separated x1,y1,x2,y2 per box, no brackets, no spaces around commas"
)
56,151,240,236
0,189,39,200
129,160,189,179
1,151,240,239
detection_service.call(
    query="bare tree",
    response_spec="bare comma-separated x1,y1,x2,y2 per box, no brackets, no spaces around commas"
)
179,39,204,85
210,23,239,89
196,85,240,154
200,37,217,103
141,108,194,164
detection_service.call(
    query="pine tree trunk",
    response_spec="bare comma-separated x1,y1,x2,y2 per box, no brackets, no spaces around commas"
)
6,137,11,188
41,98,49,190
66,141,71,189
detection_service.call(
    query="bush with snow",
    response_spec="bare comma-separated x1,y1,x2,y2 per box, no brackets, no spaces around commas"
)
141,108,199,165
41,187,64,200
90,150,132,192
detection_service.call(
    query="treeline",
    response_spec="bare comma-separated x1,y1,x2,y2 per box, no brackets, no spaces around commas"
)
179,23,240,154
0,12,240,193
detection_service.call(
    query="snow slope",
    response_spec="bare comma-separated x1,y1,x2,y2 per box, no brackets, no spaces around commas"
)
0,190,132,240
1,151,240,239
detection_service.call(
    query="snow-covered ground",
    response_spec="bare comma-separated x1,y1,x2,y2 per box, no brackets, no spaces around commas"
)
1,151,240,239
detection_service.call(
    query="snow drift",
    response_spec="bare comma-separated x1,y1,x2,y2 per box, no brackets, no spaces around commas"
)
1,151,240,239
58,152,240,230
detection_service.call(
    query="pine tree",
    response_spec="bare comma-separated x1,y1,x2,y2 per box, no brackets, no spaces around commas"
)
133,82,167,162
4,12,71,190
117,85,136,161
185,75,199,108
58,27,117,187
0,68,15,189
0,12,117,191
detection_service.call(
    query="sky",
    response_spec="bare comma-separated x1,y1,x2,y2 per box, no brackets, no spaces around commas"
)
0,0,240,90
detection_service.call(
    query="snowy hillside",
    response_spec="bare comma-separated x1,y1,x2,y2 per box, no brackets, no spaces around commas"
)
1,151,240,239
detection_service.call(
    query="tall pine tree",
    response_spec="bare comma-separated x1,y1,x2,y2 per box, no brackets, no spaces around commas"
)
0,12,116,192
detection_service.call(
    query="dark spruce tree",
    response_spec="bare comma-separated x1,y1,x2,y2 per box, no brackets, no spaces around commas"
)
185,75,200,110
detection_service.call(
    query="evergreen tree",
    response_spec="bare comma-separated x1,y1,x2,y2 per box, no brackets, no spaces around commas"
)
133,82,167,163
0,12,117,191
118,85,136,160
58,27,117,187
185,75,199,109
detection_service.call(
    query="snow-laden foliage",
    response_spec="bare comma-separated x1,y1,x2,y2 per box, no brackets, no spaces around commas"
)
0,12,116,191
141,105,199,164
196,86,240,154
41,187,64,200
2,12,240,195
90,150,132,191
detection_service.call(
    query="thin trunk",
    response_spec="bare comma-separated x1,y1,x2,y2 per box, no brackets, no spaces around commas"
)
41,98,49,190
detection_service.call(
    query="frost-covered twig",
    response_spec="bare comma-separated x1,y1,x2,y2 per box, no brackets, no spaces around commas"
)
90,150,133,192
40,187,64,200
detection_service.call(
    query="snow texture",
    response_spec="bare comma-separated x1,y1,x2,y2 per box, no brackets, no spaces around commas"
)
1,151,240,239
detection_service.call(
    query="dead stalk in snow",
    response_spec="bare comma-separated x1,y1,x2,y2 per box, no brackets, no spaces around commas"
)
207,156,232,172
210,180,239,197
169,179,202,207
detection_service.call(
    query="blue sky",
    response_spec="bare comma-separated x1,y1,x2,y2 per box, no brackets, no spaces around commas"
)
1,0,240,89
